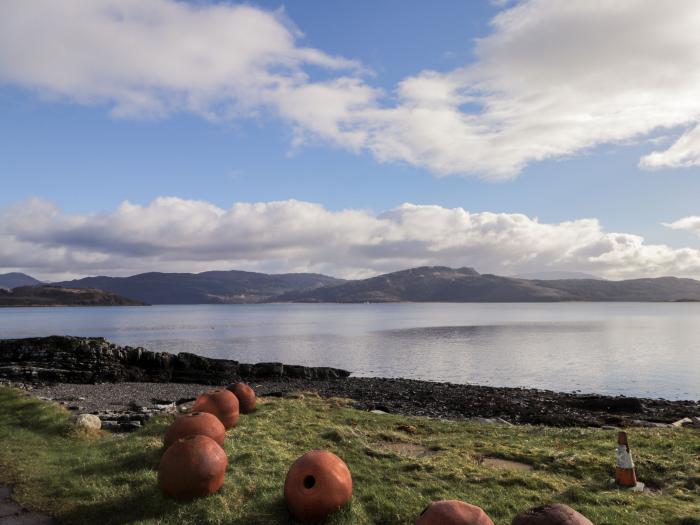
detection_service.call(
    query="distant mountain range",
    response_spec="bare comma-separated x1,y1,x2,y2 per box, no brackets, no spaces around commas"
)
276,266,700,303
53,270,343,304
0,285,145,307
4,267,700,304
0,272,42,290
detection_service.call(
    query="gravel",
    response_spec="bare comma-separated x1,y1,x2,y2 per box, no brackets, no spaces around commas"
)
12,377,700,430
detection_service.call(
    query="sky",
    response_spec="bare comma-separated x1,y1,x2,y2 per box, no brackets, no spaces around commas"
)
2,0,700,280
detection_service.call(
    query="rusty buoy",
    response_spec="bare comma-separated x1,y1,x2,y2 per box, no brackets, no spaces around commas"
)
158,435,228,501
163,411,226,449
284,450,352,522
227,382,257,414
416,500,494,525
511,504,594,525
193,389,240,429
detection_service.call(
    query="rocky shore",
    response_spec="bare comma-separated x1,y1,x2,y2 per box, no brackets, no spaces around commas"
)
2,336,699,431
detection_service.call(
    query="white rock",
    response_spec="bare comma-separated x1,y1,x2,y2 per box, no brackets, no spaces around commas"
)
72,413,101,431
671,417,693,427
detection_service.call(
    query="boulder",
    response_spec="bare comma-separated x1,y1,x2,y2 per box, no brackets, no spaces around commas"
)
72,413,101,431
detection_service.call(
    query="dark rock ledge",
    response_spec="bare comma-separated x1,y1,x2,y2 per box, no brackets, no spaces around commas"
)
1,336,699,430
0,336,349,384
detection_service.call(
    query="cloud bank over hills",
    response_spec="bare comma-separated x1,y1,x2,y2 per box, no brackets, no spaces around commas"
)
2,197,700,281
2,0,700,177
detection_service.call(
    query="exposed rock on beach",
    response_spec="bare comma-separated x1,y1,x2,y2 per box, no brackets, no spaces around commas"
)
2,336,698,431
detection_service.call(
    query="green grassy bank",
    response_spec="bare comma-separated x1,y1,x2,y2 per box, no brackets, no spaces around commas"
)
0,387,698,524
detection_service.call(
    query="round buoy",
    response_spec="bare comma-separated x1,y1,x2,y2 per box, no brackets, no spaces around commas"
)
416,500,494,525
284,450,352,522
193,389,240,429
163,411,226,449
227,382,257,414
158,435,228,501
511,504,594,525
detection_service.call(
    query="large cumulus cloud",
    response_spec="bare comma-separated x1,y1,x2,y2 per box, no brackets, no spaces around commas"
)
2,197,700,281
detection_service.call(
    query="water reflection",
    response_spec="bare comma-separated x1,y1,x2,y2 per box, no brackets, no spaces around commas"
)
0,303,698,399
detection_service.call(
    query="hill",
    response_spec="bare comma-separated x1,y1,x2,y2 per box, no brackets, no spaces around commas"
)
275,266,700,302
53,270,343,304
0,285,145,307
0,272,42,290
513,271,603,280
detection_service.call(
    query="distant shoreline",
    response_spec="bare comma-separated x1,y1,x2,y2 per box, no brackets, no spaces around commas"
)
3,298,700,307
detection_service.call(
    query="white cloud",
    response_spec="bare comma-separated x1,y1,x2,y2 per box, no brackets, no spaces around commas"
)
3,1,700,177
663,216,700,236
0,0,360,119
3,197,700,281
641,125,700,169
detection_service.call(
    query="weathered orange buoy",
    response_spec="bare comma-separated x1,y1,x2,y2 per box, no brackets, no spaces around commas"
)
193,388,240,429
158,435,228,501
416,500,494,525
284,450,352,522
163,411,226,449
227,382,257,414
511,504,594,525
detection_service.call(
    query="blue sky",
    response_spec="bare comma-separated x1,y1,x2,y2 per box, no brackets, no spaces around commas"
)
2,0,700,279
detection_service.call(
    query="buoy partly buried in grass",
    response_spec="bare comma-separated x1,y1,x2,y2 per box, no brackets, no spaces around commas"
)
158,435,228,501
284,450,352,522
416,500,494,525
193,389,240,429
163,411,226,449
510,504,594,525
227,382,257,414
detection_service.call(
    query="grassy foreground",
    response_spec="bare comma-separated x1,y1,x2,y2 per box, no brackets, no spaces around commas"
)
0,387,698,524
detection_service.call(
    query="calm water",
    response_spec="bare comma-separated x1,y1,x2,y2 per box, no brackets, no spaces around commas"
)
1,303,699,400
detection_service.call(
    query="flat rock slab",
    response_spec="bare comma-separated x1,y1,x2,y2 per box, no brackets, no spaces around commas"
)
0,486,55,525
481,457,534,472
374,442,437,458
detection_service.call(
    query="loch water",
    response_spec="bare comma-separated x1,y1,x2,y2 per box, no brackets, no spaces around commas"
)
1,302,699,400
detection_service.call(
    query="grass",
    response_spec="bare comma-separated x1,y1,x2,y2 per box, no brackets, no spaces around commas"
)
0,387,698,524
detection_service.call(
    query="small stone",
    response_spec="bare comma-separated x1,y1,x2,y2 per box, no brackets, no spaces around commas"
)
475,417,509,425
100,421,119,431
631,419,669,428
494,417,514,426
370,409,388,415
631,481,645,492
120,421,141,432
397,424,417,434
72,413,101,431
671,417,694,427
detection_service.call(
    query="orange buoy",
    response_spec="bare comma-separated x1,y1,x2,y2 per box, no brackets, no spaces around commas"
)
163,411,226,449
416,500,494,525
511,504,594,525
158,435,228,501
227,382,257,414
284,450,352,522
193,388,240,429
